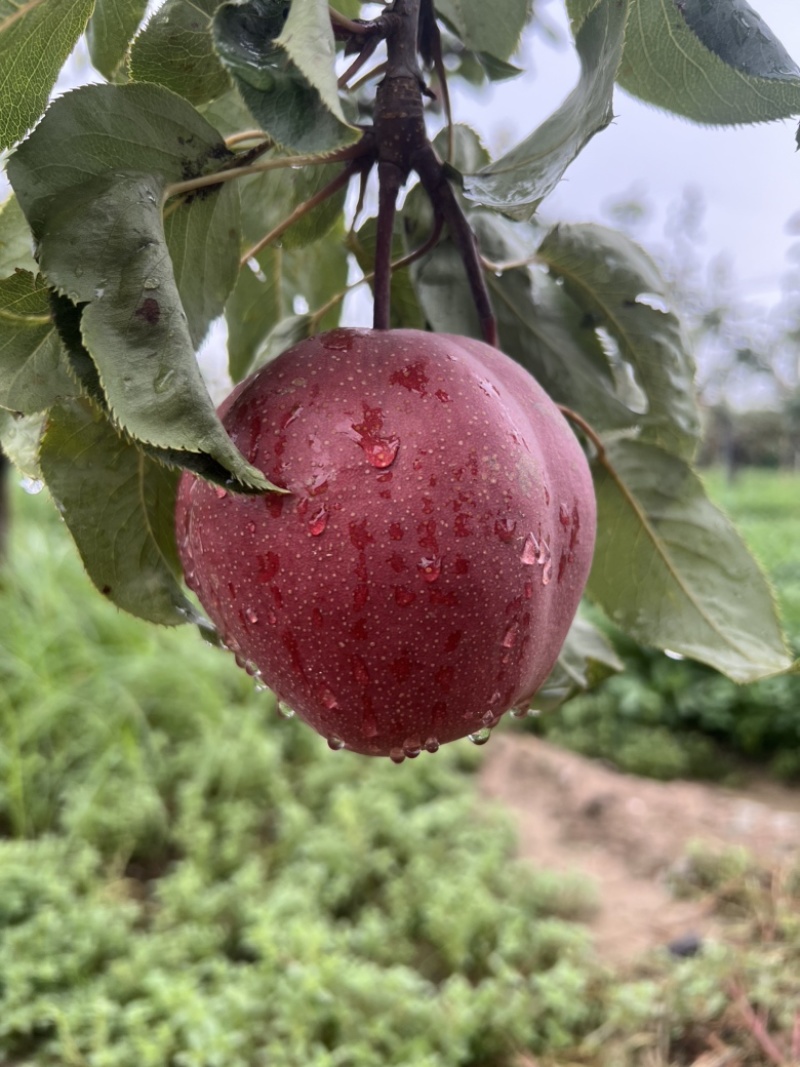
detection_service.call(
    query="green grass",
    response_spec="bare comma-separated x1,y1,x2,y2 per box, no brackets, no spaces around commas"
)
2,480,800,1066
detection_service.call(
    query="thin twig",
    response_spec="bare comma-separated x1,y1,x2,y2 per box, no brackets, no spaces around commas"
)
330,7,377,36
225,131,271,148
163,143,365,202
240,161,361,266
481,251,541,274
557,405,606,459
338,35,380,88
349,61,389,93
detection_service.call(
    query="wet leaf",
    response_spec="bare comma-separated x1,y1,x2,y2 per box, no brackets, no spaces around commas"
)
87,0,148,80
0,271,78,414
537,223,700,459
34,173,268,489
163,182,241,350
214,0,357,152
130,0,231,106
588,438,793,684
604,0,800,124
8,83,271,490
0,0,93,151
463,0,626,218
39,398,198,625
434,0,529,63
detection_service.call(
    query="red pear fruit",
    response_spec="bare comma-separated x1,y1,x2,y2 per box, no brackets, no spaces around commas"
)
176,328,596,759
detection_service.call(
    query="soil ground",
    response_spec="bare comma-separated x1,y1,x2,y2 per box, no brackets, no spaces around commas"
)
479,734,800,964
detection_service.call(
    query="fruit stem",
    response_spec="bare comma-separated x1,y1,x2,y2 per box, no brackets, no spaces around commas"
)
312,214,443,329
373,162,404,330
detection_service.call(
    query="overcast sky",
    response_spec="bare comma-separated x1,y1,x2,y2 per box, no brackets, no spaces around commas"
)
458,0,800,307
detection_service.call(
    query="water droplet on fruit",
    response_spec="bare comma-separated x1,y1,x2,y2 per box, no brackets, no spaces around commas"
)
215,487,228,500
318,686,339,710
502,624,518,648
143,277,159,289
510,705,531,719
424,737,440,754
389,748,406,764
468,728,492,746
524,580,533,599
418,556,442,582
245,607,259,624
327,736,346,751
495,518,517,542
559,503,571,527
277,701,295,719
358,434,400,469
403,739,422,758
542,557,553,586
361,707,379,737
246,521,256,534
520,533,540,565
308,506,328,536
351,654,370,686
394,587,416,607
481,710,496,727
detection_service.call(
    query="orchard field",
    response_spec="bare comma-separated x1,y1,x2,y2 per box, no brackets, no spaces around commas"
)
1,470,798,1066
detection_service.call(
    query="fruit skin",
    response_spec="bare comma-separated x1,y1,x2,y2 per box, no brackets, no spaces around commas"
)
176,328,596,759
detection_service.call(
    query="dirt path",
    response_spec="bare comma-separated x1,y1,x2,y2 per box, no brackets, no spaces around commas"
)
479,735,800,964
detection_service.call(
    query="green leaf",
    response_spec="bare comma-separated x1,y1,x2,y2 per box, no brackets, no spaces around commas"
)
532,612,623,714
463,0,626,219
0,195,36,278
39,398,198,626
239,157,347,251
0,0,94,151
87,0,149,80
613,0,800,124
8,83,271,489
129,0,231,106
408,209,641,435
0,271,79,413
227,226,348,381
588,438,793,684
34,174,268,489
214,0,358,152
163,181,241,351
0,409,44,478
537,223,701,459
434,0,530,63
251,312,314,370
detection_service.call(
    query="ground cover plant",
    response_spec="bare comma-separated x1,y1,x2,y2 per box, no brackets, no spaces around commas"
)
530,468,800,783
3,485,800,1066
1,0,799,760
